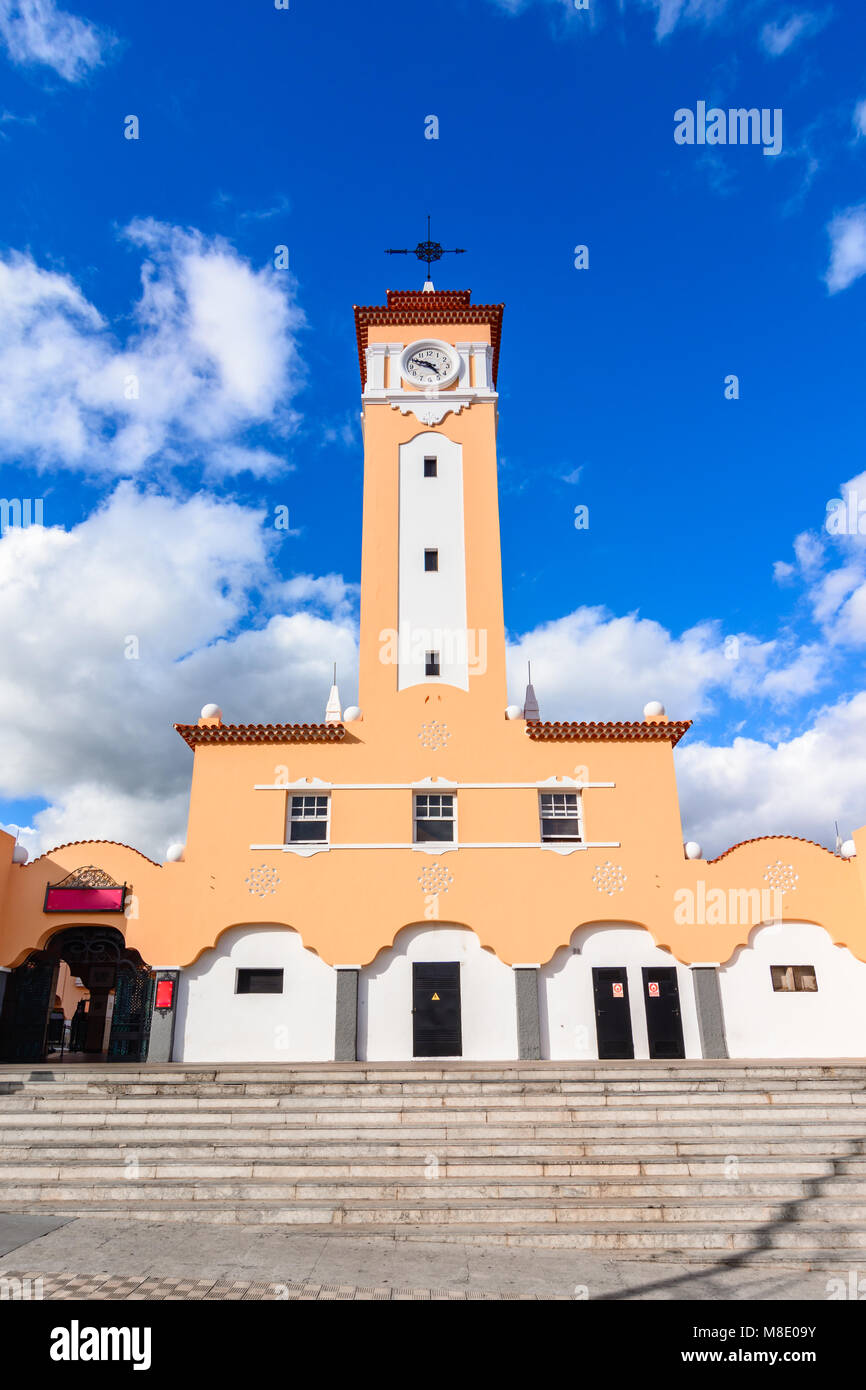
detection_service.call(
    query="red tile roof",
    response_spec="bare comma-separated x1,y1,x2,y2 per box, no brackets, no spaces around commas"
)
354,290,504,387
707,834,839,864
175,722,346,749
27,840,162,867
526,720,692,747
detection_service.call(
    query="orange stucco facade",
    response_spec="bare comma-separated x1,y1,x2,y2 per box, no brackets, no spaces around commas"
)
0,286,864,1040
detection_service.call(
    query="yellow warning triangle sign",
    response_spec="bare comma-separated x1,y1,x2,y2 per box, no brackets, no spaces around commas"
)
431,992,440,1001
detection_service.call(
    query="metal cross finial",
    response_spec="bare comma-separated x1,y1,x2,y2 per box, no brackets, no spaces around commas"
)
385,215,467,283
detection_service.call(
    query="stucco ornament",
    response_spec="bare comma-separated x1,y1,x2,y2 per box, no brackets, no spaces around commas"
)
763,861,799,894
245,864,280,897
418,720,451,751
418,863,454,895
592,861,628,896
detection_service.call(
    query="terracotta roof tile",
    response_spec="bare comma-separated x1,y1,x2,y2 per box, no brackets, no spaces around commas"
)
27,840,162,867
354,290,504,387
707,834,839,864
175,722,346,749
526,720,692,747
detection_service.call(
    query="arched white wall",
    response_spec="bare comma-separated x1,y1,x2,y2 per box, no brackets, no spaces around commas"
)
175,925,336,1062
719,921,866,1058
359,924,518,1061
541,923,703,1060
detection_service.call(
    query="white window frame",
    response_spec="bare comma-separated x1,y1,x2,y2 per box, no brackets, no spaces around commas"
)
286,792,331,845
538,790,583,844
413,792,456,845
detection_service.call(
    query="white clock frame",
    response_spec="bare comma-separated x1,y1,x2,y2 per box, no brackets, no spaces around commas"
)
400,338,461,390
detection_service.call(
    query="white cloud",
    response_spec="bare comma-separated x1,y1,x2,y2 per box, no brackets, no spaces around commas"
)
0,221,305,478
0,485,357,861
854,100,866,139
677,693,866,854
825,205,866,294
505,605,824,724
759,11,822,56
487,0,728,34
0,0,111,81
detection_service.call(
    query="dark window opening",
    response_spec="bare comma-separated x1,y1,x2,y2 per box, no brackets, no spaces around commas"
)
414,793,455,844
539,792,582,843
424,456,438,478
771,965,818,993
424,548,439,572
289,793,329,843
236,969,284,995
425,650,440,677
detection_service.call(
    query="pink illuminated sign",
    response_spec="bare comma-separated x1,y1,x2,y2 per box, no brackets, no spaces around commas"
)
43,886,126,913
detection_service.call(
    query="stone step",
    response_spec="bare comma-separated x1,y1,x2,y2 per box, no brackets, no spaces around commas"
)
3,1184,866,1220
3,1087,865,1110
1,1193,866,1246
3,1165,866,1198
3,1147,864,1176
5,1123,866,1147
5,1077,866,1098
1,1132,862,1158
4,1101,866,1127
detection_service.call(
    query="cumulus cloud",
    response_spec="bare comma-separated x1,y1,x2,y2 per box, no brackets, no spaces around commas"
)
825,205,866,294
677,693,866,854
505,605,826,723
0,0,112,81
0,220,304,478
0,485,357,860
759,11,826,56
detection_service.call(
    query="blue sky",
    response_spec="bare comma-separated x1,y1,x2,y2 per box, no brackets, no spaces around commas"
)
1,0,866,860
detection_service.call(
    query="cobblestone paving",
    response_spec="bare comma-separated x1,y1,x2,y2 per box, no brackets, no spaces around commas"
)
0,1269,564,1300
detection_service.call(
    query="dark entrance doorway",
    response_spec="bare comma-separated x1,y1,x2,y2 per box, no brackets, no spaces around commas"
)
412,962,461,1057
641,966,685,1059
592,966,634,1059
0,927,153,1063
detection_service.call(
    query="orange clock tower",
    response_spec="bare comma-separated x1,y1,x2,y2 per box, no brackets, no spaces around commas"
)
354,288,507,725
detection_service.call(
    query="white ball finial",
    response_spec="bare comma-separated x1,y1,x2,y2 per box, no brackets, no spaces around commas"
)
684,841,703,860
841,839,857,860
12,844,28,864
343,706,362,722
644,700,666,719
505,705,523,720
165,843,185,863
200,703,222,721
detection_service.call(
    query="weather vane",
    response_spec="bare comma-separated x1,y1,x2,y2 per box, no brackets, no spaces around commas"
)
385,215,467,283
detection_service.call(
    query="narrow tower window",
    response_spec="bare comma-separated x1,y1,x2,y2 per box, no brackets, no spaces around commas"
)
424,548,439,572
423,456,438,477
425,651,440,677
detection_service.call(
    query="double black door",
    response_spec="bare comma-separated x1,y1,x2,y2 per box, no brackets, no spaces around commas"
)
591,966,634,1059
412,962,461,1057
641,967,685,1059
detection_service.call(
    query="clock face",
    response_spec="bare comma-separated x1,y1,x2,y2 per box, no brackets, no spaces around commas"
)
402,341,458,387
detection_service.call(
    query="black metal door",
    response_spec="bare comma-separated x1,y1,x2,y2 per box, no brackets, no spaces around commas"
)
642,967,685,1059
592,966,634,1059
412,962,461,1057
108,966,155,1062
0,955,58,1062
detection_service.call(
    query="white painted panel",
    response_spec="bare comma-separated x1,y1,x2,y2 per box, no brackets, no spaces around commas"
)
398,432,468,691
541,923,703,1060
359,925,518,1061
719,922,866,1058
175,925,336,1062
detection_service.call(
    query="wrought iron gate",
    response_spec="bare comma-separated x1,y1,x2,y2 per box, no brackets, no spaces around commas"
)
108,965,155,1061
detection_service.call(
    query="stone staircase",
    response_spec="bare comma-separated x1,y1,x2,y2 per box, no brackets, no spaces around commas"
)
1,1060,866,1262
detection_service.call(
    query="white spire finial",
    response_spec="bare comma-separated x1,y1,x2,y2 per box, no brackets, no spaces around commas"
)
523,660,540,722
325,665,342,724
